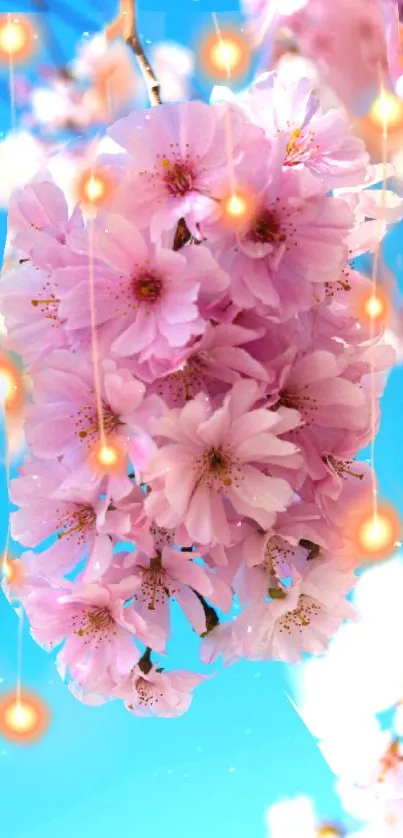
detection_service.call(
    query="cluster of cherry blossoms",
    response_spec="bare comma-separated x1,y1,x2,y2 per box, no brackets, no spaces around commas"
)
0,70,397,718
243,0,402,111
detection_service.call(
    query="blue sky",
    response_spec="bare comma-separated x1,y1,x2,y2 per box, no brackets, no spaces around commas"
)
0,1,402,836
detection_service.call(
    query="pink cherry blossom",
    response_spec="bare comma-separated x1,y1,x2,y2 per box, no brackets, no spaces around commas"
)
22,575,166,684
125,545,231,637
116,661,207,718
57,216,227,362
210,151,353,318
144,380,302,545
8,175,86,269
203,558,356,664
244,72,368,189
9,455,135,577
25,349,161,472
108,100,255,239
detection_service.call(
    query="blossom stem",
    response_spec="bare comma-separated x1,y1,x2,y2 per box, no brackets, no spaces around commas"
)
192,591,219,636
138,646,153,674
121,0,162,106
299,539,321,561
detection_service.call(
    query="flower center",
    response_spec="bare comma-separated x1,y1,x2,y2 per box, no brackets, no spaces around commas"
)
157,354,208,404
74,606,116,640
278,594,321,633
138,554,173,611
284,127,316,166
76,400,122,441
134,676,163,706
160,157,195,197
133,272,163,303
247,208,286,245
323,455,364,481
57,504,96,543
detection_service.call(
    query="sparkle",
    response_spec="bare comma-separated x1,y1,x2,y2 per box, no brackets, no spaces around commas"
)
76,168,114,209
0,17,34,60
200,29,250,81
0,691,50,744
370,90,403,129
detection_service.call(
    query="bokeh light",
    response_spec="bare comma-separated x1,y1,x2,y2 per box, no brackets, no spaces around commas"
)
0,16,35,62
355,287,390,327
220,188,256,230
0,691,50,744
76,168,114,209
0,354,24,415
2,555,24,592
350,503,401,562
369,90,403,130
89,437,126,475
317,826,343,837
199,29,250,81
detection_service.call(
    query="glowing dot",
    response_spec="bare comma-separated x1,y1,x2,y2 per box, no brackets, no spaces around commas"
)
356,287,389,327
90,437,126,475
220,188,256,230
98,444,119,466
352,504,401,561
0,691,50,744
210,38,242,74
365,294,384,319
0,356,23,414
370,90,403,129
224,192,248,218
317,827,342,838
200,29,250,81
0,17,34,61
76,169,113,209
2,556,23,591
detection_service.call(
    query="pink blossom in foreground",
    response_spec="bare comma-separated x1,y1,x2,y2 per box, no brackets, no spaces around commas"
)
25,350,161,472
211,154,353,318
22,576,166,682
57,216,227,363
144,380,302,544
108,100,255,239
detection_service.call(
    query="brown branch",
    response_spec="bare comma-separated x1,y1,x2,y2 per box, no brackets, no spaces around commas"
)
106,0,161,107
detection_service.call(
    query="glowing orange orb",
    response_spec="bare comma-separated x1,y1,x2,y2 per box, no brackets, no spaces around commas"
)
369,90,403,129
200,29,250,81
90,437,126,475
0,16,34,61
76,169,113,209
220,188,256,230
351,503,401,562
317,827,342,838
2,556,24,591
356,288,389,327
0,354,23,414
0,691,50,744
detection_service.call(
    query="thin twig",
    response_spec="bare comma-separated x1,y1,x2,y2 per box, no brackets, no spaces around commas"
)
107,0,161,106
